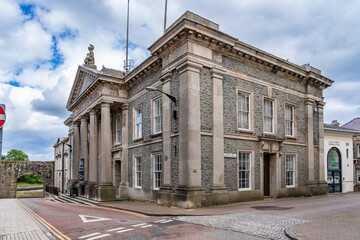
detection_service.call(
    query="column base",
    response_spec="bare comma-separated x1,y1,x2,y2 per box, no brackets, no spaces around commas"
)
203,185,229,206
96,183,116,202
173,185,205,209
157,184,173,206
305,181,327,196
85,182,98,199
119,181,129,200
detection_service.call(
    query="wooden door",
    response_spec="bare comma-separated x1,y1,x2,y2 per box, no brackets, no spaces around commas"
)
264,153,270,196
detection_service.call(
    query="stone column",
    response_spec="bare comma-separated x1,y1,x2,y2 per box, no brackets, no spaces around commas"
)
86,109,98,198
80,116,89,183
71,122,80,186
157,72,173,206
209,68,229,205
305,98,316,192
174,61,204,208
96,102,115,201
119,104,129,198
317,101,327,192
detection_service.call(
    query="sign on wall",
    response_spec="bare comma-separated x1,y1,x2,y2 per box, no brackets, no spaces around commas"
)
0,104,5,167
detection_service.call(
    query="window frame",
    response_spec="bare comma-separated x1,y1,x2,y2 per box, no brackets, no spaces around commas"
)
152,96,162,135
237,150,254,191
263,98,276,134
358,145,360,157
285,154,296,188
236,89,253,132
357,169,360,183
152,153,162,190
134,106,142,140
115,115,121,144
134,155,142,188
284,103,295,138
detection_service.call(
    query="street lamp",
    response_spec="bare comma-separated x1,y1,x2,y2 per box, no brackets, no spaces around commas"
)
146,86,177,119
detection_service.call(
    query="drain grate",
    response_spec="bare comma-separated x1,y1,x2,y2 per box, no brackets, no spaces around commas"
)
251,206,294,211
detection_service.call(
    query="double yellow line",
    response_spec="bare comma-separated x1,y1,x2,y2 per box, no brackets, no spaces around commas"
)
16,199,70,240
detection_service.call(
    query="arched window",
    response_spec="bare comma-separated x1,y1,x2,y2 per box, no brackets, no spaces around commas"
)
327,147,341,170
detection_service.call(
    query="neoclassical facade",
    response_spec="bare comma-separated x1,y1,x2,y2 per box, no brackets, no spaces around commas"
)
53,137,70,193
65,12,333,207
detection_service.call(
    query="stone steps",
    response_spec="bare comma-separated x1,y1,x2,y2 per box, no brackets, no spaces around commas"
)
50,194,99,206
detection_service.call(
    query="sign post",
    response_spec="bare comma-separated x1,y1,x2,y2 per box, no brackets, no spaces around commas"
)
0,104,5,166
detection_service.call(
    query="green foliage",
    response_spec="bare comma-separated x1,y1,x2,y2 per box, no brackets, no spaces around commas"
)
3,149,29,161
1,155,4,161
17,174,43,184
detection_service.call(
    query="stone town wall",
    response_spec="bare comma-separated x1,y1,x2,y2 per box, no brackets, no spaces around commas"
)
0,161,54,198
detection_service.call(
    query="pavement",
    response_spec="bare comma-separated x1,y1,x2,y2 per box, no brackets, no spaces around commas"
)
0,199,53,240
2,192,360,239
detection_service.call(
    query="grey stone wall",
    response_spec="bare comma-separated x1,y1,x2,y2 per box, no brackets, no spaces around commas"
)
0,161,54,198
281,145,307,188
128,142,162,190
200,67,213,131
224,139,261,191
171,70,180,133
223,55,306,93
314,147,319,182
223,75,267,136
313,103,319,145
128,70,162,98
201,135,213,192
128,83,162,145
171,136,179,189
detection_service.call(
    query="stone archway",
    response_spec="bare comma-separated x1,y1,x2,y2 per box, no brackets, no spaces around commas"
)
0,161,54,198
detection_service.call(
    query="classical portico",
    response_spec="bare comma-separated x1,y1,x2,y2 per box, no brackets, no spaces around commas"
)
65,49,127,201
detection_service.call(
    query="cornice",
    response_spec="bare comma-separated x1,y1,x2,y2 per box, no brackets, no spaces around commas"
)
149,18,333,90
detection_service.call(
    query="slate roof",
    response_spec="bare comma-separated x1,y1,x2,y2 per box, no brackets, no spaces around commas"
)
342,117,360,131
324,123,360,133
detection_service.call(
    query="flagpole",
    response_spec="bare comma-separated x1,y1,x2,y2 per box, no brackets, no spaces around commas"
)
164,0,167,33
125,0,130,73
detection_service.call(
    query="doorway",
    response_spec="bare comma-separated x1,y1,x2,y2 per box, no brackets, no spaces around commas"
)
327,147,342,193
263,153,270,196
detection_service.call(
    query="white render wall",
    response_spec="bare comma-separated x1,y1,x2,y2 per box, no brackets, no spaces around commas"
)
324,130,354,193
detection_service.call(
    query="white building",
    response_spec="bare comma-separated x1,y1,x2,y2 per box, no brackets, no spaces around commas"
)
324,121,359,193
53,137,71,194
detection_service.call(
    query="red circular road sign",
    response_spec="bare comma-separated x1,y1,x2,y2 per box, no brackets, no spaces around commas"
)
0,105,5,128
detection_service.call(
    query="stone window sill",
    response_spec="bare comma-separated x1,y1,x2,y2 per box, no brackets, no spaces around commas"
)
151,132,162,138
133,137,143,143
236,129,255,135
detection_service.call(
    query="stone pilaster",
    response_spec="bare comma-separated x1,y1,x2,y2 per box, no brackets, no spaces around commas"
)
157,72,173,206
96,102,115,201
85,109,98,198
317,101,328,193
71,121,80,187
174,61,204,208
305,98,316,194
119,104,129,199
80,116,89,183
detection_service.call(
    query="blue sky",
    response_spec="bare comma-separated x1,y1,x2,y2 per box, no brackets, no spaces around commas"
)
0,0,359,161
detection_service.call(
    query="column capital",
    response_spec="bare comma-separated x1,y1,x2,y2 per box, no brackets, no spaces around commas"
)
89,108,98,116
101,102,111,108
317,101,325,109
81,115,89,121
305,98,315,105
176,60,203,75
160,71,172,84
122,104,129,111
210,67,225,80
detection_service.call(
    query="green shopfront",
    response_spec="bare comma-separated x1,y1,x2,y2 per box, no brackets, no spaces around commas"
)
327,147,342,193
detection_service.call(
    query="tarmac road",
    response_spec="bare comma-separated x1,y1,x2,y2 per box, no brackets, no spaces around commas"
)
19,198,265,240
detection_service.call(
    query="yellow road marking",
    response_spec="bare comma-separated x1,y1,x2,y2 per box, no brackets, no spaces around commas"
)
47,199,148,218
16,199,71,240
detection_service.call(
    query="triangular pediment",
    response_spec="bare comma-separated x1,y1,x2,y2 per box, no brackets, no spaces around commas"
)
66,65,100,110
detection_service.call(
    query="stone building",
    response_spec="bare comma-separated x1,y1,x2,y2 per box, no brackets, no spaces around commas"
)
53,137,71,193
324,121,359,193
342,117,360,191
64,11,333,207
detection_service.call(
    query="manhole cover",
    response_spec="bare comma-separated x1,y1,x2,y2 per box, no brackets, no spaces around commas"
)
251,206,294,211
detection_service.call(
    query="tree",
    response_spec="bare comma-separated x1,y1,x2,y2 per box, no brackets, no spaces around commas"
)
1,155,4,161
3,149,29,161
